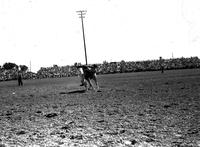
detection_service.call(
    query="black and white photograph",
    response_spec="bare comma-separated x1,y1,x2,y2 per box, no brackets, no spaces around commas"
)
0,0,200,146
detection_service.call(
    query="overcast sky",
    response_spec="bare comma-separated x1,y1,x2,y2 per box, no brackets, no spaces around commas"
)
0,0,200,72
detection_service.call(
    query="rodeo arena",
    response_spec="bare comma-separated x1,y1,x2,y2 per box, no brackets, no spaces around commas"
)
0,56,200,147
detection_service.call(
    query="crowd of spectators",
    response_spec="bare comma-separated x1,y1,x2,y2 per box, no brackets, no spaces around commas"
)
37,65,71,78
0,68,17,81
0,57,200,81
97,57,200,74
0,68,37,81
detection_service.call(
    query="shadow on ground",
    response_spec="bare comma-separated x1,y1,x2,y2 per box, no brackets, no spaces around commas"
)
68,89,86,94
59,89,102,95
59,89,86,95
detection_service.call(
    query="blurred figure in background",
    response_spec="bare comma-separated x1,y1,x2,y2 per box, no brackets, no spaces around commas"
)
159,56,164,73
17,70,23,86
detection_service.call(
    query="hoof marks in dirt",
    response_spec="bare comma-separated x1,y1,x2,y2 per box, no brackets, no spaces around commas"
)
97,119,105,123
70,134,83,140
163,103,178,109
163,105,171,109
187,129,199,135
29,94,34,97
60,125,71,132
5,112,12,116
105,131,118,135
16,130,26,135
35,110,42,114
137,113,144,116
44,113,58,118
119,129,126,134
130,139,138,145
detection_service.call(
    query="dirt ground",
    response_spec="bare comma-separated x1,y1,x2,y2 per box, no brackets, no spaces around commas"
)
0,69,200,147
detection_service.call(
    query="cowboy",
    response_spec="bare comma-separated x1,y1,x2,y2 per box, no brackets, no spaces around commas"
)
17,71,23,86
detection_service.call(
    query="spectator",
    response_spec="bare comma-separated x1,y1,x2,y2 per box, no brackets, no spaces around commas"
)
159,57,164,73
17,71,23,86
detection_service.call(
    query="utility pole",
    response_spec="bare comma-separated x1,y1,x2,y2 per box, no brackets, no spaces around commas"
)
30,61,31,72
76,10,88,65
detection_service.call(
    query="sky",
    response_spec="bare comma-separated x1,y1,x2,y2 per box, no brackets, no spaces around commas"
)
0,0,200,72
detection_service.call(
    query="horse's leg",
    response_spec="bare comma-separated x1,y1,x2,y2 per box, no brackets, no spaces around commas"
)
93,75,99,91
87,79,93,90
84,79,90,91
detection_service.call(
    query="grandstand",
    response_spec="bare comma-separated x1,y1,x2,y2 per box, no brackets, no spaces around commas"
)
0,57,200,81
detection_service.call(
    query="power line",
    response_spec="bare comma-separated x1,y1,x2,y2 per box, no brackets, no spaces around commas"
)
76,10,88,65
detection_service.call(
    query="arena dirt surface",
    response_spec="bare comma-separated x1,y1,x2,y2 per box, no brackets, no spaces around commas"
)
0,69,200,147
